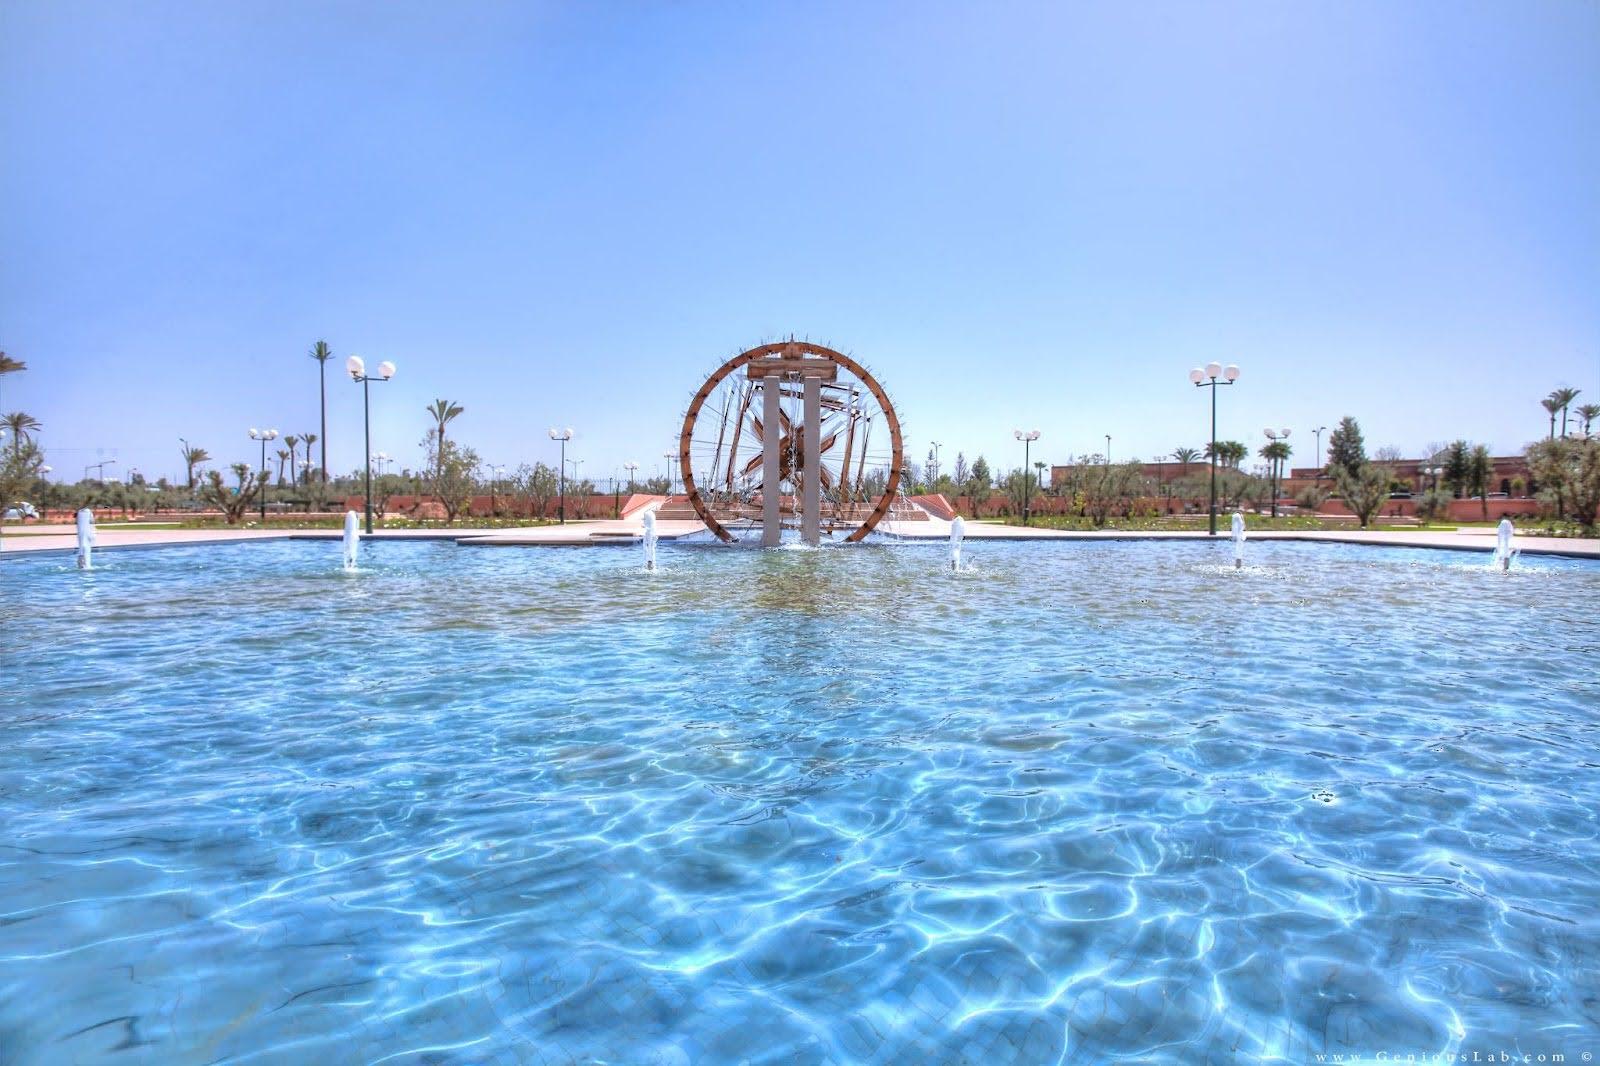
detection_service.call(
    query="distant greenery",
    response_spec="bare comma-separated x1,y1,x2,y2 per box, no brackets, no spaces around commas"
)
1004,513,1330,532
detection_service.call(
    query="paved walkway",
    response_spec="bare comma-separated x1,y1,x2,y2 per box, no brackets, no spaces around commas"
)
5,518,1597,560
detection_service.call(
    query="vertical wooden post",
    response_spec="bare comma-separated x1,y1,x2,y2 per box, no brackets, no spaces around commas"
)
762,377,781,546
802,376,821,545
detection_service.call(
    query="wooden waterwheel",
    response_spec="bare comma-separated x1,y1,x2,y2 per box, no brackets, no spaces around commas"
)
677,341,904,544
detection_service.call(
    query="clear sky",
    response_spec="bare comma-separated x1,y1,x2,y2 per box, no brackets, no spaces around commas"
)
3,0,1597,485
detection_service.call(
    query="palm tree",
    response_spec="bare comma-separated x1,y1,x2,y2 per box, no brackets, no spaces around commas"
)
427,399,465,456
283,435,300,485
300,433,318,482
309,340,333,481
3,411,41,454
180,444,211,489
1205,440,1247,469
1542,394,1562,439
0,352,24,415
275,448,290,485
1551,386,1582,437
1577,403,1600,438
1173,447,1200,472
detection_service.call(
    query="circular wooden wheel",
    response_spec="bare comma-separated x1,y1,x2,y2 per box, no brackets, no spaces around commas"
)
678,341,904,543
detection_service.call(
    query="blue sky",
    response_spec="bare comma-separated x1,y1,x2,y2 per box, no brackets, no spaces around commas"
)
2,0,1597,485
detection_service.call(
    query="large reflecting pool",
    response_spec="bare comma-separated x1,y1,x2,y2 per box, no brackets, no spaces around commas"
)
2,538,1597,1063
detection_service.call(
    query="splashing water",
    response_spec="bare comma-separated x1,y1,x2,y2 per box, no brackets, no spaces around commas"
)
1493,518,1516,572
75,508,96,570
342,510,361,571
642,510,658,571
949,515,964,571
1231,511,1246,569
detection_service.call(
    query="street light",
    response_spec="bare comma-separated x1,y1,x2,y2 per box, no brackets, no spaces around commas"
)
1104,435,1112,465
348,355,396,534
930,441,943,483
1188,361,1241,536
1013,429,1040,525
548,427,574,523
85,459,118,482
663,452,676,495
623,461,639,494
1312,425,1327,481
1263,427,1291,518
247,428,278,523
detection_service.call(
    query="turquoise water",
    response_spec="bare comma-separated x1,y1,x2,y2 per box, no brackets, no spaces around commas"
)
2,539,1597,1064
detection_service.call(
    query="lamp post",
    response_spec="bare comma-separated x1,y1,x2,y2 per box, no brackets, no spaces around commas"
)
1188,361,1241,536
624,461,638,494
1013,429,1040,525
247,428,278,523
930,441,943,484
1312,425,1327,481
663,452,676,496
85,459,118,483
347,355,396,534
1263,427,1291,518
548,427,573,523
1105,435,1112,465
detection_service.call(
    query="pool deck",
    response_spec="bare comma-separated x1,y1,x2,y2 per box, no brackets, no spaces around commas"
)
4,517,1599,559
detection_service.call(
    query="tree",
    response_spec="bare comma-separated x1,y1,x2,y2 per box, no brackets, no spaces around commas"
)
1260,439,1291,489
512,462,559,519
1576,404,1600,439
966,455,992,514
952,452,970,486
570,478,597,519
0,439,44,522
1173,446,1200,472
1295,483,1330,512
1205,440,1247,469
426,399,465,467
0,352,24,414
180,444,211,489
201,463,269,524
1080,459,1145,526
422,432,479,523
1526,437,1600,530
1541,394,1561,439
275,449,291,485
1000,468,1036,517
1442,440,1470,497
300,434,319,482
3,412,41,454
1327,417,1366,478
1335,461,1389,528
310,340,333,481
1551,386,1582,438
1466,445,1494,519
1415,487,1453,526
282,435,300,484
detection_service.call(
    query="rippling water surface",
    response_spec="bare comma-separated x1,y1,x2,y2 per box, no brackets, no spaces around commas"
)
2,538,1598,1064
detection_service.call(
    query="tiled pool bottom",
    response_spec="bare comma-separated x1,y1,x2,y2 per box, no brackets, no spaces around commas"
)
1,539,1597,1063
